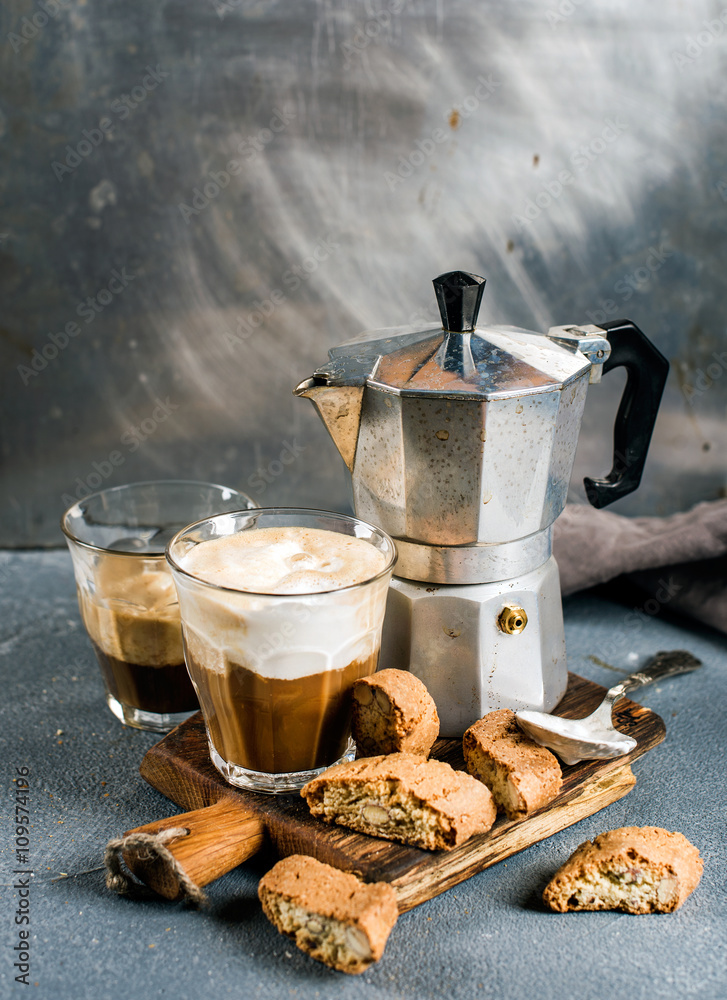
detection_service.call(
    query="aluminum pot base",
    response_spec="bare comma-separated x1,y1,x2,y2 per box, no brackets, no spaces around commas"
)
379,555,568,737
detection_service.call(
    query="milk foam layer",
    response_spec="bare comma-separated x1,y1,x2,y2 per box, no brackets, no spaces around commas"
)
175,526,391,682
180,526,387,594
77,556,183,666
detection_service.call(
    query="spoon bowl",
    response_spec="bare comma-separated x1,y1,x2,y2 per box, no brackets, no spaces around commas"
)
516,650,702,766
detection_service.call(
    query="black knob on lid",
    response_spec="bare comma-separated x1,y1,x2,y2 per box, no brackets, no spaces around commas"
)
433,270,486,333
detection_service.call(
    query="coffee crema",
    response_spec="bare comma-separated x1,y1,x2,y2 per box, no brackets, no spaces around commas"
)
179,525,387,595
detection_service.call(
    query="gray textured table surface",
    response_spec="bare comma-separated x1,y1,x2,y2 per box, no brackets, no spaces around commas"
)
1,550,725,1000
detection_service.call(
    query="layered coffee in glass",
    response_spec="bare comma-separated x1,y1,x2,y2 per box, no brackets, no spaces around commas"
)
62,480,256,732
166,508,396,793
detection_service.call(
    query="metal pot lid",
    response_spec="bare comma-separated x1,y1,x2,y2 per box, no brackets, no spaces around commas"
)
322,271,592,400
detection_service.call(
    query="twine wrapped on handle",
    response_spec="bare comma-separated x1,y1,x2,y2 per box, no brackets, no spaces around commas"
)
103,797,266,906
104,826,208,907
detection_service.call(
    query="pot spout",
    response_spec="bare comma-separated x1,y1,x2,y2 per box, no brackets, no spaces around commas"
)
293,378,364,472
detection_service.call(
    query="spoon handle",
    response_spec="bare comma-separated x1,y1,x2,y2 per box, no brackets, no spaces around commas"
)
608,649,702,701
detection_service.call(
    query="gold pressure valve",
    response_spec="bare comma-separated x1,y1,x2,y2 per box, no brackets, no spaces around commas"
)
497,605,528,635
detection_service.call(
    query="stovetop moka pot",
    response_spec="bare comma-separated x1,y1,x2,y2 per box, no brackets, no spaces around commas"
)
295,271,669,733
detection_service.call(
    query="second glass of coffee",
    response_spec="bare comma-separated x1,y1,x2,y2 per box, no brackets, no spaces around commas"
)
166,508,396,793
62,480,257,732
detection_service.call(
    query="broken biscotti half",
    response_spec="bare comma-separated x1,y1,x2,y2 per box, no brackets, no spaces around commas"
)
542,826,703,914
258,854,398,974
463,708,562,820
301,752,496,851
351,668,440,757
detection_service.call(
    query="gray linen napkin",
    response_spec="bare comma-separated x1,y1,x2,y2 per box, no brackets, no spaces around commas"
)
552,499,727,633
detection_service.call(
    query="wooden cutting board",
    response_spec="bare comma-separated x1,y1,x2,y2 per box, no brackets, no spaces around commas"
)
123,672,665,911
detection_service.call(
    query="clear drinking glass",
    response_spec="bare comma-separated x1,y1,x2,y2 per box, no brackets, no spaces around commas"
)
62,480,257,732
166,508,396,794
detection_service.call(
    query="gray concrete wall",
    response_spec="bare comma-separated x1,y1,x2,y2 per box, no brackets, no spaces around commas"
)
2,0,726,545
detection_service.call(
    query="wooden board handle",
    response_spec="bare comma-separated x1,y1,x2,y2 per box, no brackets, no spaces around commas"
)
114,797,266,903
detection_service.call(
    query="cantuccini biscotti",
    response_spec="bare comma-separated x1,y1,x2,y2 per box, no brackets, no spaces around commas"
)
542,826,703,914
351,669,440,758
301,752,496,851
258,855,398,974
463,709,562,820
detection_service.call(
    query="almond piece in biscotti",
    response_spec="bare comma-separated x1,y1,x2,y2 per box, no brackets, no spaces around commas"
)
351,669,439,758
542,826,703,914
463,709,562,820
301,751,495,851
258,854,398,974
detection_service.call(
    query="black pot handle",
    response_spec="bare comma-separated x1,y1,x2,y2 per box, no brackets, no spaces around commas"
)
583,319,669,509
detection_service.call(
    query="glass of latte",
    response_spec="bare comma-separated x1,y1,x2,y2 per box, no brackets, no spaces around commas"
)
166,508,396,793
62,481,257,732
